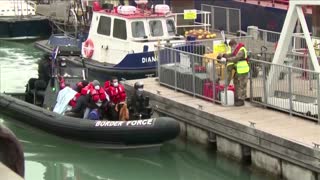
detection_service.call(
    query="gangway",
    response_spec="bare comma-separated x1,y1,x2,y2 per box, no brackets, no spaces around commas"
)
270,0,320,72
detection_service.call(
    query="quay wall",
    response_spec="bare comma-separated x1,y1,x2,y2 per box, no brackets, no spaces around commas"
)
124,81,320,180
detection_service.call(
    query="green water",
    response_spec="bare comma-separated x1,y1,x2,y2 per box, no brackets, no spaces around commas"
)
1,115,278,180
0,40,44,93
0,40,280,180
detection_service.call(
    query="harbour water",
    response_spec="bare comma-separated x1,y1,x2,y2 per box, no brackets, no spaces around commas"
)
0,40,43,93
1,114,280,180
0,40,281,180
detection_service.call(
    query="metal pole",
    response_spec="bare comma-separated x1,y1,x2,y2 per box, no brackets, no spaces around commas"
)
263,63,267,108
174,48,177,91
288,67,293,116
174,14,177,35
212,60,216,103
192,55,195,97
157,42,161,84
211,6,214,31
226,9,230,33
317,73,320,124
249,62,253,102
224,62,228,105
238,9,241,33
263,31,267,46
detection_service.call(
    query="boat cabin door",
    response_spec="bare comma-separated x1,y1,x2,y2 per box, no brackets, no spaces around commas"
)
94,16,128,64
106,18,129,65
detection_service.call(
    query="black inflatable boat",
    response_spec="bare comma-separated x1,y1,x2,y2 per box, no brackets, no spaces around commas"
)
0,92,180,148
0,60,180,148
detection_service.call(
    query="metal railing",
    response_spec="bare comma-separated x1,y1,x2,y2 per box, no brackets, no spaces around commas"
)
254,29,320,56
156,45,230,105
156,36,256,107
201,4,241,34
172,10,211,35
156,39,320,122
249,58,320,121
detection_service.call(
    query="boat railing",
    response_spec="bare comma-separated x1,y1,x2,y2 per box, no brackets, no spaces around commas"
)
171,9,211,35
156,36,320,122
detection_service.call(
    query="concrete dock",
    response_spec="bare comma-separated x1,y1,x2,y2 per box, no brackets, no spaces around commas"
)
124,77,320,180
0,163,23,180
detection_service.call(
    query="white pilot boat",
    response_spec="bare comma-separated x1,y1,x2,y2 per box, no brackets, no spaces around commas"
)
61,0,206,80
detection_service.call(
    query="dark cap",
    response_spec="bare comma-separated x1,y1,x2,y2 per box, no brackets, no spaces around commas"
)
228,39,237,46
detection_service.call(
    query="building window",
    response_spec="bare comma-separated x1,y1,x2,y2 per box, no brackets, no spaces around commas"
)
131,21,146,38
166,19,176,36
113,19,127,40
149,20,163,37
97,16,111,36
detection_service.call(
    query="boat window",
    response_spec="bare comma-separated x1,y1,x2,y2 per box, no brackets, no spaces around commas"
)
97,16,111,36
166,19,176,36
131,21,146,38
149,20,163,37
113,19,127,40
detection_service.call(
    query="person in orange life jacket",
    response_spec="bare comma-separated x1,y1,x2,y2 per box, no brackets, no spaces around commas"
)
65,80,90,117
218,39,250,106
105,76,127,120
106,76,127,104
73,80,89,93
85,80,110,120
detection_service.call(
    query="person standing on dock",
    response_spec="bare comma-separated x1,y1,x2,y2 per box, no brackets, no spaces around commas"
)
220,39,250,106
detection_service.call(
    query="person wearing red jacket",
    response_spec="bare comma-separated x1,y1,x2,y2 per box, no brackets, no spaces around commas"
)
106,76,126,104
65,80,90,118
105,76,127,120
85,80,110,120
68,80,89,108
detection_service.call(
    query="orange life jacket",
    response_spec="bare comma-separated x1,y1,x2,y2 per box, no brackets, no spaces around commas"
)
81,83,93,95
106,84,126,104
90,87,107,103
68,93,81,107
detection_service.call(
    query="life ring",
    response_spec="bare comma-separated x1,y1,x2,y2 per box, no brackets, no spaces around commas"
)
83,38,94,58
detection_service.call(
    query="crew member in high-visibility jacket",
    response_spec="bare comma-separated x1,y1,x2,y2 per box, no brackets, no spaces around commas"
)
222,39,250,106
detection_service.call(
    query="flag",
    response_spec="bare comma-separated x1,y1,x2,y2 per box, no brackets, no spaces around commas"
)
51,46,59,62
